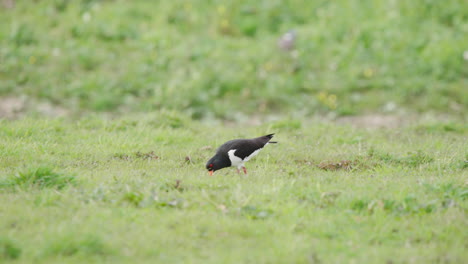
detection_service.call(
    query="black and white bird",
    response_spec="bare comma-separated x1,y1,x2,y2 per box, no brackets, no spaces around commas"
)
206,134,277,175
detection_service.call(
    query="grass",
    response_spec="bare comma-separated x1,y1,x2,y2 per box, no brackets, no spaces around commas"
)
0,115,467,263
0,0,467,119
0,1,467,262
0,237,21,260
42,234,112,258
4,166,76,190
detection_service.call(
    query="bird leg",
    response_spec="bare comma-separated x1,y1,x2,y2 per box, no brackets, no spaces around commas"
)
236,168,240,174
242,167,247,174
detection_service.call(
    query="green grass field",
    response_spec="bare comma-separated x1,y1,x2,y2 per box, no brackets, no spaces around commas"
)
1,115,467,263
1,0,467,118
1,0,468,263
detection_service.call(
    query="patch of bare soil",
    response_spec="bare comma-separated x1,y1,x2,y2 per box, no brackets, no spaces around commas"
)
0,96,25,119
296,158,377,171
112,151,159,161
336,114,407,129
0,96,69,119
317,160,354,171
1,0,15,9
221,113,413,129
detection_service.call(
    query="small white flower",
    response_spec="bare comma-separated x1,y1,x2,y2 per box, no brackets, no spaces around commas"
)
463,50,468,61
82,12,91,23
52,48,60,57
91,3,101,11
278,30,297,51
291,50,299,59
383,101,397,112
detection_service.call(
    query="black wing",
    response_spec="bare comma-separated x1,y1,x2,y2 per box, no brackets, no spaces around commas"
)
216,138,267,160
216,134,275,160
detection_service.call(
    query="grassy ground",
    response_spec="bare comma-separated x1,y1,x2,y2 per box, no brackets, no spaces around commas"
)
1,1,467,263
1,0,467,119
1,114,467,263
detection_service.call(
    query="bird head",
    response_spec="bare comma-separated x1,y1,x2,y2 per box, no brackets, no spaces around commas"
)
206,163,215,176
205,156,230,176
206,160,223,176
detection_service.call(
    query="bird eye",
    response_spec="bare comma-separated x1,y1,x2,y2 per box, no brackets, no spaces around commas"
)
209,164,213,167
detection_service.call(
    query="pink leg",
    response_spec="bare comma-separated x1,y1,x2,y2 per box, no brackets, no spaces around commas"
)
236,168,240,174
242,167,247,174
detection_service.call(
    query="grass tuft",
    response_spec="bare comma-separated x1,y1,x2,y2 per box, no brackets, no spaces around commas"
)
121,191,144,207
5,167,75,189
43,234,113,257
368,148,434,167
351,197,439,215
416,122,468,134
240,205,274,220
0,237,21,260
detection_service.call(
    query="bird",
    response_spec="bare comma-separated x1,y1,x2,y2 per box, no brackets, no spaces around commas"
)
206,134,277,176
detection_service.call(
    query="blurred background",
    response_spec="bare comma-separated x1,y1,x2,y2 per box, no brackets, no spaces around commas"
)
0,0,466,121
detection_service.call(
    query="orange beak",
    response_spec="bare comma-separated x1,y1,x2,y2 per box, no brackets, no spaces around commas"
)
209,170,213,176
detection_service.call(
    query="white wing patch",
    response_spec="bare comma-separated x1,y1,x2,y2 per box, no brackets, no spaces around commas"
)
227,148,263,169
227,149,244,168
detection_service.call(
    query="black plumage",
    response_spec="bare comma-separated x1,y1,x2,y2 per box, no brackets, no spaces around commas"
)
206,134,276,175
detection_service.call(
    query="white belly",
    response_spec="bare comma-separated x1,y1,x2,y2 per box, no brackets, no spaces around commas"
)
227,149,262,169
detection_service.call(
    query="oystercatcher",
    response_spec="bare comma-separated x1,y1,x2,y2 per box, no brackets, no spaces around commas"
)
206,134,277,175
